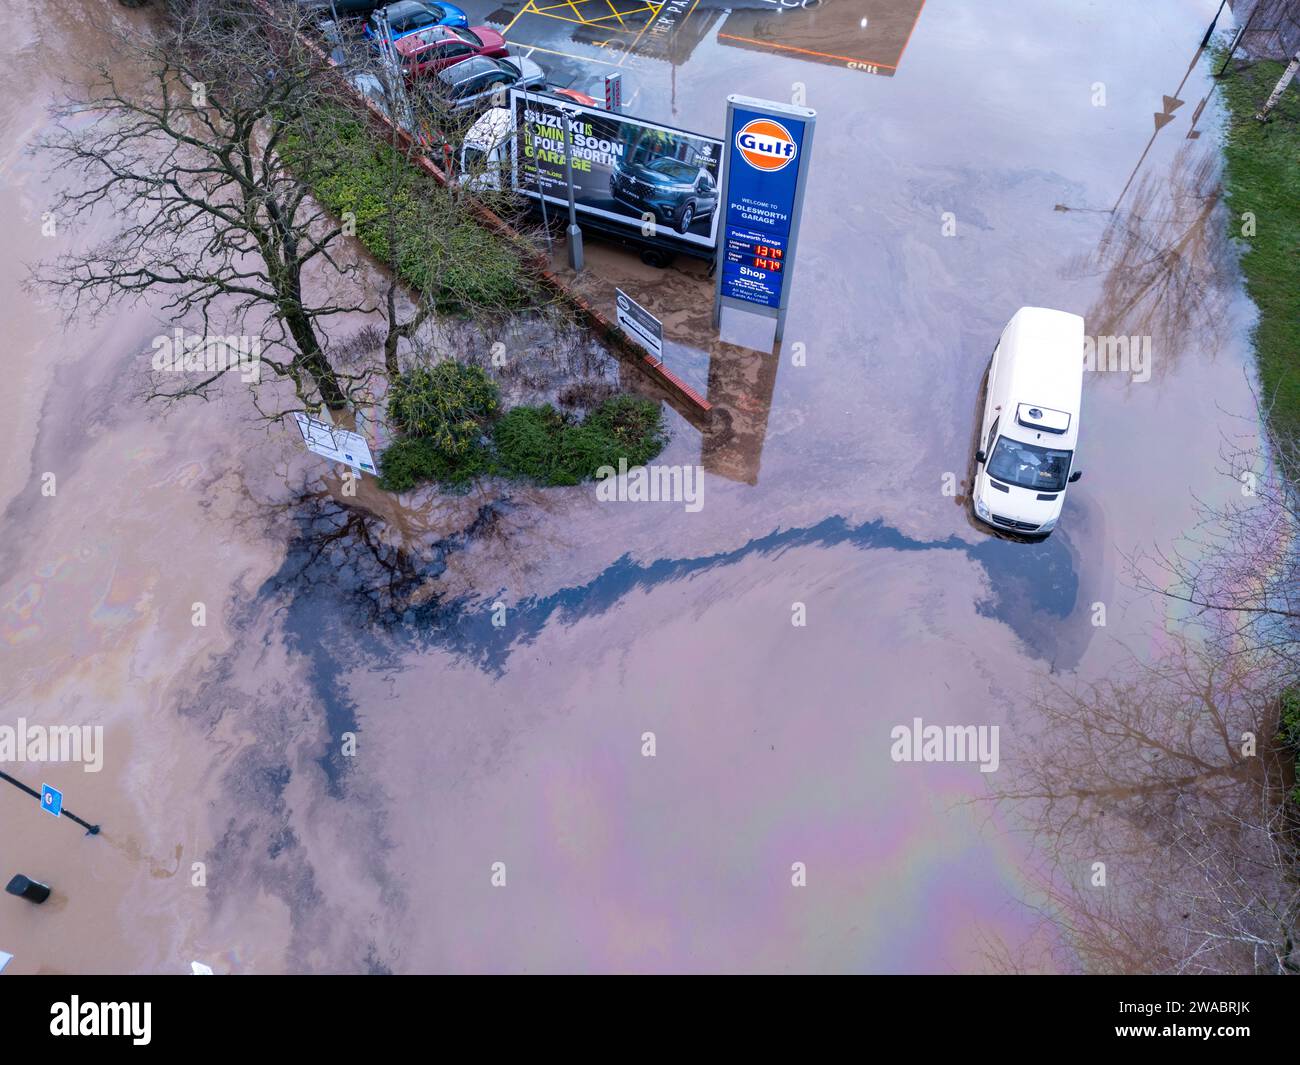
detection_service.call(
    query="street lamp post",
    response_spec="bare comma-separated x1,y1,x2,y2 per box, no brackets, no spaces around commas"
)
561,108,584,272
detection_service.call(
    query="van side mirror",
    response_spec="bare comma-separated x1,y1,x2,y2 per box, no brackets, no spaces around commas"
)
975,450,986,464
1068,470,1082,483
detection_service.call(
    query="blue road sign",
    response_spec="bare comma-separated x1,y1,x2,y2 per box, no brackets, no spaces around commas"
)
40,783,63,818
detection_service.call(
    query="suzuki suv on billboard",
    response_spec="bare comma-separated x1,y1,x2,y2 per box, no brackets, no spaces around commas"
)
610,156,719,235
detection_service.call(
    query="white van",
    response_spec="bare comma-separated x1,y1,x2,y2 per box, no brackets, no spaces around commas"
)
459,106,514,191
972,307,1085,538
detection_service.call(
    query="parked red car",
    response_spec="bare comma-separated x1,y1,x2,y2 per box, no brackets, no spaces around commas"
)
396,24,509,76
548,87,598,108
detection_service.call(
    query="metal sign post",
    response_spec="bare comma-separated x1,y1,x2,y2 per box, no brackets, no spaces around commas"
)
604,72,623,113
0,769,100,835
561,108,584,272
712,96,816,344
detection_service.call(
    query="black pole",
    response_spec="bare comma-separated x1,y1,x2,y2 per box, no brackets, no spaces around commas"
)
1217,4,1259,76
0,770,100,835
1201,0,1228,49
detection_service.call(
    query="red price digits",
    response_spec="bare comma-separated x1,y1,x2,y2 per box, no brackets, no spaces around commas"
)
753,245,784,260
753,257,782,271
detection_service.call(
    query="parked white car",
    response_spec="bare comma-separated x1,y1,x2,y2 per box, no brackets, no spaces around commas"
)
972,307,1085,538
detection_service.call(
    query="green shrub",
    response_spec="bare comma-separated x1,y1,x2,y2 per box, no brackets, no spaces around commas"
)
377,435,490,492
387,362,499,455
494,396,666,486
492,405,571,483
583,395,668,468
439,217,535,313
379,392,667,492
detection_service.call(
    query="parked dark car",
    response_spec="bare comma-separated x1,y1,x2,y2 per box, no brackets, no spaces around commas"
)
422,55,545,112
298,0,385,18
611,156,718,234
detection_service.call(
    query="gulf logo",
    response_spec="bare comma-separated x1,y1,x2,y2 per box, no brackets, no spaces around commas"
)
735,119,798,172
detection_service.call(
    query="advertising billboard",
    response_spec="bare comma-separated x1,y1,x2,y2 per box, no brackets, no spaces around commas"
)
714,97,816,338
511,90,724,251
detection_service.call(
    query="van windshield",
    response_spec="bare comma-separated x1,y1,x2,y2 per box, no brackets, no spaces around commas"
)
987,436,1073,492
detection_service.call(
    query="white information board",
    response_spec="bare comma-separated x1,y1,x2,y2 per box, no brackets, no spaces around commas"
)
616,289,664,362
294,413,376,475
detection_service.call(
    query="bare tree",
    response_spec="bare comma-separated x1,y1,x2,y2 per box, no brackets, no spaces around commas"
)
290,25,562,390
32,0,382,414
987,636,1299,974
1257,47,1300,120
1065,144,1233,381
1127,425,1300,670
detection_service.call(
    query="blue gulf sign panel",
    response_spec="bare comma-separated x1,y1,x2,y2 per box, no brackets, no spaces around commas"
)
720,107,809,310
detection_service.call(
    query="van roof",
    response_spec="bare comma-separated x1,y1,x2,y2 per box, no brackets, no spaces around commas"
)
464,106,513,150
999,307,1084,447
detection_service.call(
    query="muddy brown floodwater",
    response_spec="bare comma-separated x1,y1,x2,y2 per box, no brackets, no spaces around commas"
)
0,0,1263,972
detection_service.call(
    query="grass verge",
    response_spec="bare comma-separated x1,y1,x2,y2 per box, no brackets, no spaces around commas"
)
1216,57,1300,447
1280,685,1300,812
282,104,538,314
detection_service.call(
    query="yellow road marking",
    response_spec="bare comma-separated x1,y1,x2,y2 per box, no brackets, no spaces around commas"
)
500,0,533,36
502,0,668,73
506,42,624,67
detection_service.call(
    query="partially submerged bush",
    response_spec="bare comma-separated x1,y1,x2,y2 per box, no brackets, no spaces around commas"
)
492,405,572,484
494,397,665,486
379,392,667,491
377,435,490,493
583,395,668,468
386,361,499,456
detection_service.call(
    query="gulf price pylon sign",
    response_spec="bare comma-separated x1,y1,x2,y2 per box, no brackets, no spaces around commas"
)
714,96,816,341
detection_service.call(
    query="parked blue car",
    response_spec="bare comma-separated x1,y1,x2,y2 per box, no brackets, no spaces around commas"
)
364,1,468,43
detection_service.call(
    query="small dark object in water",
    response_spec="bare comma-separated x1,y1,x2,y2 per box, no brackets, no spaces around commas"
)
5,875,51,904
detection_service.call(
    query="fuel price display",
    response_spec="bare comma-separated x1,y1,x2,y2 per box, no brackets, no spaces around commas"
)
722,228,788,308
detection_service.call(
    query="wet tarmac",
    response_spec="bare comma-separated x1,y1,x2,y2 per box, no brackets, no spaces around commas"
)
0,0,1266,972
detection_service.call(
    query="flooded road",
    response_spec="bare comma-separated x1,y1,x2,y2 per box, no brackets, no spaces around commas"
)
0,0,1263,972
